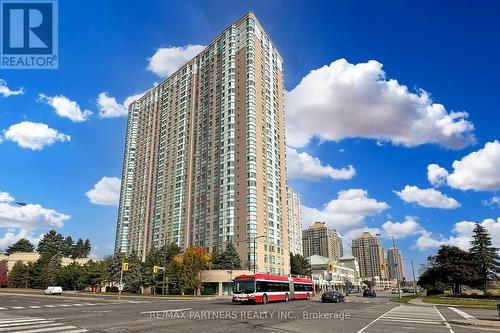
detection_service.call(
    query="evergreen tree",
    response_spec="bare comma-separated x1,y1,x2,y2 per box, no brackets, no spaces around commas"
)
83,239,91,257
55,262,82,290
30,253,62,288
8,261,29,288
123,252,146,293
63,236,74,257
72,239,86,258
80,260,107,291
37,230,65,257
210,248,222,269
469,223,500,294
290,253,310,276
6,238,35,254
217,242,242,269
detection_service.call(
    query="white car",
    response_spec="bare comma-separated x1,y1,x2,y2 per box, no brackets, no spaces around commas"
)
43,286,63,295
391,289,402,294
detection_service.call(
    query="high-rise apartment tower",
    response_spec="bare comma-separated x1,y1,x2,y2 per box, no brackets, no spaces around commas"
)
387,247,405,281
287,187,303,256
115,12,289,275
351,232,386,279
302,222,343,261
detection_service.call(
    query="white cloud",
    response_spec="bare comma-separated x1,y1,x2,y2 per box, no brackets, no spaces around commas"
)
287,147,355,181
285,58,475,149
0,193,70,231
394,185,460,209
0,192,14,203
3,121,70,150
0,79,24,97
413,217,500,251
96,92,144,118
427,164,449,187
86,177,121,206
0,229,43,251
483,196,500,208
445,141,500,191
302,189,389,234
147,45,205,77
414,231,445,251
38,94,92,122
382,216,424,239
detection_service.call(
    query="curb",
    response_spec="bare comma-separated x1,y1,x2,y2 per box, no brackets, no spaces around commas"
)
448,319,500,330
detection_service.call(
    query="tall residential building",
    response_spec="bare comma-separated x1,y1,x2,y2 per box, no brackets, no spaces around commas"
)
287,187,303,256
302,222,343,261
114,12,289,275
387,247,405,281
351,232,386,279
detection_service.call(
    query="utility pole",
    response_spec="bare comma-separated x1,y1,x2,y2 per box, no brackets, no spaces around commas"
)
410,258,417,296
118,259,126,300
391,236,402,299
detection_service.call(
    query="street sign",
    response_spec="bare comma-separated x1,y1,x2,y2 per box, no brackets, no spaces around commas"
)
117,284,124,291
122,262,129,271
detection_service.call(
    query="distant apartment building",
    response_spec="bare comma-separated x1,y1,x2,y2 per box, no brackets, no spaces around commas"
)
302,222,343,261
287,187,303,256
351,232,386,279
115,13,290,275
387,247,405,281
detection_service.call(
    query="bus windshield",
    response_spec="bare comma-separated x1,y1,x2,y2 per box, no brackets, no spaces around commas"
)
233,279,255,294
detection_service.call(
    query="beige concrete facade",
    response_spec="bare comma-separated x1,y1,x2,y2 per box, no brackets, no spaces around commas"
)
0,252,92,271
302,222,343,261
387,247,405,281
351,232,386,279
287,187,303,256
115,13,289,275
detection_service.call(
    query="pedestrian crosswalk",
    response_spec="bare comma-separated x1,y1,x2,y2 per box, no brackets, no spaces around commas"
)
0,300,153,311
0,315,87,332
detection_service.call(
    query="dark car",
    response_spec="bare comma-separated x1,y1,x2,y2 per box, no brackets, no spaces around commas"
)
321,291,345,303
363,289,376,298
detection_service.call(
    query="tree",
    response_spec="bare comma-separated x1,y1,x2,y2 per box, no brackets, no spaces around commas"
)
123,252,146,293
8,261,29,288
37,230,65,257
83,239,91,257
63,236,74,257
170,247,210,295
469,223,500,294
216,242,242,270
72,239,85,258
0,260,8,287
55,263,83,290
145,243,181,292
418,245,479,294
30,253,62,288
80,260,107,291
6,239,35,254
210,248,223,270
290,253,310,276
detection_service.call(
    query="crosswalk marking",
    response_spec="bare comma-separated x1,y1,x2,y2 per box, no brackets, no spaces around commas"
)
0,315,87,332
0,300,154,312
447,306,477,320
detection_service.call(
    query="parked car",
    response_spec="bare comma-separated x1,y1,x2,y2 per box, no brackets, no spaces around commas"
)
321,291,345,303
43,286,63,295
363,289,376,298
391,289,402,294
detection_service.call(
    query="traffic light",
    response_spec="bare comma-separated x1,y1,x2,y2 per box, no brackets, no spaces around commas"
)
153,265,158,274
328,263,334,272
122,262,129,271
380,262,386,272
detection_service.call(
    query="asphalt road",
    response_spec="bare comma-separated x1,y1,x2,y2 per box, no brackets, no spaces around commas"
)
0,292,498,332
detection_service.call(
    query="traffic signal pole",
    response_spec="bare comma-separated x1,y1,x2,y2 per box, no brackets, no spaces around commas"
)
118,259,124,300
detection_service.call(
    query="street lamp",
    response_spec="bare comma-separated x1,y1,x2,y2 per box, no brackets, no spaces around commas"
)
403,258,418,296
376,233,402,299
234,235,265,274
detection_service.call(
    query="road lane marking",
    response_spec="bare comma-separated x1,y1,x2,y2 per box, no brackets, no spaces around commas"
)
140,307,192,314
44,305,56,308
11,306,25,309
355,305,399,333
0,307,6,310
447,307,477,320
434,306,455,333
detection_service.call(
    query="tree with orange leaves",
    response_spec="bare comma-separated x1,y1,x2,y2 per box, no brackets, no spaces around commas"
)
169,247,210,295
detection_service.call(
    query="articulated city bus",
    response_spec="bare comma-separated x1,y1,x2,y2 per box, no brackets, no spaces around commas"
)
232,274,314,304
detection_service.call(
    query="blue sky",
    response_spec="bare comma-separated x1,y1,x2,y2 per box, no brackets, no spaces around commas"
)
1,0,499,278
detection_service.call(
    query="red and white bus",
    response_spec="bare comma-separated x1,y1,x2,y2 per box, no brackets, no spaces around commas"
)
232,274,314,304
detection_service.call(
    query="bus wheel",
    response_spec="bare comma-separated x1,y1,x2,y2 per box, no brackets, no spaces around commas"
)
306,293,311,300
262,294,268,304
284,293,289,302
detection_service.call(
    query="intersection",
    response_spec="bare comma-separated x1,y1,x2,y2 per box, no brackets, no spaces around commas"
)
0,292,498,332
